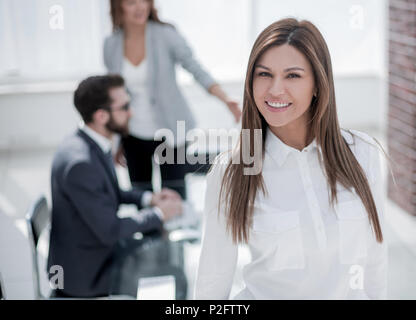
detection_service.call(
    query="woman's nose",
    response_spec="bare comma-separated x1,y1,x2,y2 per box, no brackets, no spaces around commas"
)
138,0,147,7
268,78,286,96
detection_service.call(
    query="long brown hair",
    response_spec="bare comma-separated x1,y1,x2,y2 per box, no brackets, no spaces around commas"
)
219,18,384,244
110,0,166,31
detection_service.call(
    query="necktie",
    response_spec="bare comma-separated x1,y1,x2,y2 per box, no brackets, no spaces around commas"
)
105,151,118,184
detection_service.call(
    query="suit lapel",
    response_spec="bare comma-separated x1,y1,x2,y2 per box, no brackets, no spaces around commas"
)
77,130,120,201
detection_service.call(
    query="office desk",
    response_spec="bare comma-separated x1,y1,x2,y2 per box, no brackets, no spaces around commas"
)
109,230,189,300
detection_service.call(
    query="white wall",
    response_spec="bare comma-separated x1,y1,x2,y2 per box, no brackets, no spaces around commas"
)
157,0,387,82
0,86,78,150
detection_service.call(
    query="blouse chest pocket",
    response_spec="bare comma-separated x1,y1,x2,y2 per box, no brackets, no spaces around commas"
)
334,199,370,264
251,210,305,272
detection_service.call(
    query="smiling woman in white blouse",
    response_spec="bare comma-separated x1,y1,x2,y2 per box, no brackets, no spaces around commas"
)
194,18,388,300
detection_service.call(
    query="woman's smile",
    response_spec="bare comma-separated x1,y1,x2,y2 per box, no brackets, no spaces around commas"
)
265,101,293,112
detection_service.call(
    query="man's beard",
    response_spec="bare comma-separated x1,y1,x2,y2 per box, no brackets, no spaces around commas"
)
105,115,129,136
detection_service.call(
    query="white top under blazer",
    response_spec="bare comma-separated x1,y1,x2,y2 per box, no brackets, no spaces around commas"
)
194,128,388,300
122,57,159,140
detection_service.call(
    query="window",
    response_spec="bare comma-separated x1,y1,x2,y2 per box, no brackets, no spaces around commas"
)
0,0,111,83
0,0,386,85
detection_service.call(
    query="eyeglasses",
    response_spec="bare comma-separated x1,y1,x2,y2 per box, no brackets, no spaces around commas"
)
110,102,130,112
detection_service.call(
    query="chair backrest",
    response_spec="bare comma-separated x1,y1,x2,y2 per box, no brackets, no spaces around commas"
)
0,272,5,300
26,195,51,299
26,196,50,246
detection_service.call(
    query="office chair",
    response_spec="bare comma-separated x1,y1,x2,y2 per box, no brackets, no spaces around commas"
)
26,196,134,300
0,272,5,300
26,195,50,300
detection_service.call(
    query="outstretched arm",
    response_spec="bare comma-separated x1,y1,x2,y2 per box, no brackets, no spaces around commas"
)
167,27,241,123
208,84,242,123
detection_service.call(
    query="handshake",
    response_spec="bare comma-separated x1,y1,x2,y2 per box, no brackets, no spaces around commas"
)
149,188,183,222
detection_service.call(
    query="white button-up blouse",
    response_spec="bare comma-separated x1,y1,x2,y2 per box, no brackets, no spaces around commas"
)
194,128,388,300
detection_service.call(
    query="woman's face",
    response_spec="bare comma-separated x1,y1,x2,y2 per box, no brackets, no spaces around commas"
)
253,44,316,133
121,0,151,26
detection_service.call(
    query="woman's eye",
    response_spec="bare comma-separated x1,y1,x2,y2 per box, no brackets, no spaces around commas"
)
287,73,300,79
257,72,271,77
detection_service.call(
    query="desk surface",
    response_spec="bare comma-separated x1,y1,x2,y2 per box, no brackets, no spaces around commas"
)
109,231,188,300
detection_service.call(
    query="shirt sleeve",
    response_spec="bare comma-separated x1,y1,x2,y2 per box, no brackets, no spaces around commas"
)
141,191,153,208
152,206,164,221
194,155,239,299
166,26,217,91
364,141,388,299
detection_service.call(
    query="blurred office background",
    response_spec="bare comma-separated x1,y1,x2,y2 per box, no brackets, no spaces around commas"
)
0,0,415,299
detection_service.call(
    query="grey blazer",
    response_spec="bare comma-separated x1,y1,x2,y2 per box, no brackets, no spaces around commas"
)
103,21,216,135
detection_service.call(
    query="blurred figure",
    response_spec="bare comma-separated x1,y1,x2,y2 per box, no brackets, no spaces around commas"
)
104,0,242,199
47,75,182,298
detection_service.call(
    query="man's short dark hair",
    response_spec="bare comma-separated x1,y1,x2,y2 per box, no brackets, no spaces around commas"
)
74,74,125,123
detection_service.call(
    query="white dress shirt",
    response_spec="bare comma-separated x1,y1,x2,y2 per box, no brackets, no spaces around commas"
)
80,123,112,154
194,128,388,300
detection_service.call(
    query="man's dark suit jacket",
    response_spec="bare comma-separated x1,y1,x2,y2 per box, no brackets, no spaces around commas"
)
47,129,163,297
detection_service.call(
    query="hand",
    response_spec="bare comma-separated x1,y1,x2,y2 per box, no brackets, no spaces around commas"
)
160,188,182,200
156,198,183,222
151,188,181,206
114,145,127,168
225,99,242,123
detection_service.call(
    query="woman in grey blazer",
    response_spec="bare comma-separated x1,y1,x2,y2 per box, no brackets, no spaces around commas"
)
104,0,241,198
